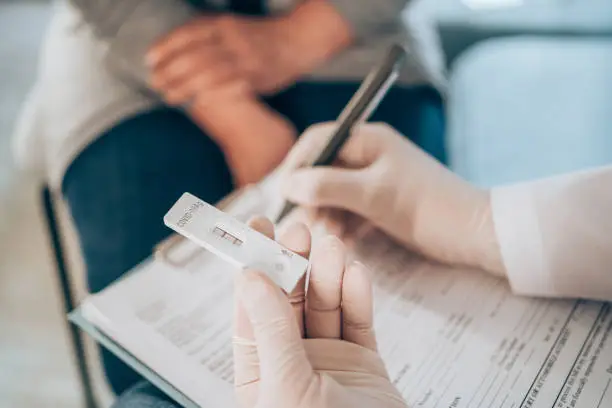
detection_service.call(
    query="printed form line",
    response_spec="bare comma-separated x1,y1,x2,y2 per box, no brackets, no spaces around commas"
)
596,378,611,408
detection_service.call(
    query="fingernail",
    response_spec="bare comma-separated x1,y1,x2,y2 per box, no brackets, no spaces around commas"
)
279,223,310,254
145,52,158,66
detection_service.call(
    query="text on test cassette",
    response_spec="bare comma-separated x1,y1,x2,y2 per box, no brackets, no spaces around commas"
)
163,193,309,293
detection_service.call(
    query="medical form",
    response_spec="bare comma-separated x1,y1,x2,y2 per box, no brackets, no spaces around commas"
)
74,188,612,408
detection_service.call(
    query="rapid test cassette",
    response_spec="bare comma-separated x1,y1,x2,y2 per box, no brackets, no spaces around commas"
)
163,193,309,293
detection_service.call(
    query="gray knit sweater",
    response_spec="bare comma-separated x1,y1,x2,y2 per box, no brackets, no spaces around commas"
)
69,0,422,88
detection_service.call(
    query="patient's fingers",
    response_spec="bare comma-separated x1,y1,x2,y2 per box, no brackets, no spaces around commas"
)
277,223,311,337
306,235,346,339
341,262,377,351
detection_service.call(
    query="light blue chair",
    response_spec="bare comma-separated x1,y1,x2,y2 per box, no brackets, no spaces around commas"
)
446,37,612,187
433,0,612,66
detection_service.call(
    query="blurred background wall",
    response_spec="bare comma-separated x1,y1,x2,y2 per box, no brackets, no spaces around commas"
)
0,1,85,406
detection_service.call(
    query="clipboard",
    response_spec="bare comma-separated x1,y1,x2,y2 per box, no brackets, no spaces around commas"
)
70,180,612,408
70,186,262,408
69,308,200,408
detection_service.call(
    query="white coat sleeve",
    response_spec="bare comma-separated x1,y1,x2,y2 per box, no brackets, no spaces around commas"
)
491,165,612,302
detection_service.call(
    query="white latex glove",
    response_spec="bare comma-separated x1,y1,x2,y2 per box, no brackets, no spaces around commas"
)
280,122,506,276
233,217,407,408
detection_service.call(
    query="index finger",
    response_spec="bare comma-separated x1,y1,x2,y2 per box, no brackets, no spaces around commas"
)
281,122,394,174
280,122,337,171
276,222,312,338
305,235,346,340
147,21,218,67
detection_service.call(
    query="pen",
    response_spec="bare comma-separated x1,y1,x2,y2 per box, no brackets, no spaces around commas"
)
275,44,407,223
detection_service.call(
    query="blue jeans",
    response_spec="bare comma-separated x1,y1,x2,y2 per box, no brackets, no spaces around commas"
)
62,82,445,395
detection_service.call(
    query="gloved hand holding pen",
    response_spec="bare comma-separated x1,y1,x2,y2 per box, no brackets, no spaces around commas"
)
279,122,612,302
279,123,504,276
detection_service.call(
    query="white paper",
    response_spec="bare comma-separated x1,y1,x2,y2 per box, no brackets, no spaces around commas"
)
81,193,612,408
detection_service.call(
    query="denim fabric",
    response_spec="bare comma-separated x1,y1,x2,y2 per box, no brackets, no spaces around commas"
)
112,381,178,408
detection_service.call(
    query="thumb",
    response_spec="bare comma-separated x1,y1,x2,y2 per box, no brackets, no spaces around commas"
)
282,167,371,215
237,270,313,381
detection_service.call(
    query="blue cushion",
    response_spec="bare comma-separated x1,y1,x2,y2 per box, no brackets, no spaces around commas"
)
446,37,612,187
431,0,612,65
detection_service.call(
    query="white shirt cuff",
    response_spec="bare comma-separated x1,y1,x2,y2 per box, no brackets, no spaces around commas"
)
490,185,552,297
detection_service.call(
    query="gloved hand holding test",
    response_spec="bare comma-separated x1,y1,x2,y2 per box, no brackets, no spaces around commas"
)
164,192,309,293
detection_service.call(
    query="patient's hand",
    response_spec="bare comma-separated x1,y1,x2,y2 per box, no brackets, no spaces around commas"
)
147,3,351,98
189,99,296,186
233,217,407,408
147,15,298,186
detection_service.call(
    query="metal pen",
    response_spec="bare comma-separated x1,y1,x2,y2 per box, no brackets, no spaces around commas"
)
275,44,407,223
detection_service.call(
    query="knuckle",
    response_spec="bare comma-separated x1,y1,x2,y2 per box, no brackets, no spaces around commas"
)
360,171,393,221
344,318,372,332
195,74,211,88
367,122,402,142
148,76,163,91
307,293,341,312
170,28,193,47
368,121,396,134
303,175,329,203
302,122,336,144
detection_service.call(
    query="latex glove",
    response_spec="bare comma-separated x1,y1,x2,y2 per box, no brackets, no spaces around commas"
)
280,123,506,276
234,217,407,408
